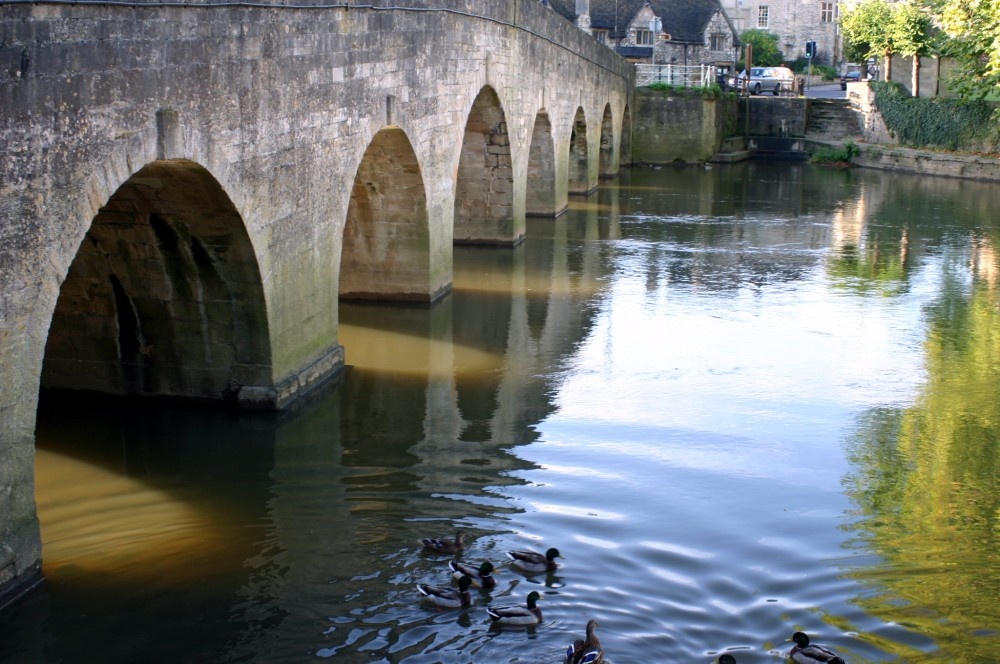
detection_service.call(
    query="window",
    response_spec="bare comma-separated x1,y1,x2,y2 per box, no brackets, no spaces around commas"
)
593,29,608,44
635,29,654,46
757,5,769,28
711,33,727,51
821,2,834,23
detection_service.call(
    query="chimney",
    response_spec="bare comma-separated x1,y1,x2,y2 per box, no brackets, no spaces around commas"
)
575,0,592,33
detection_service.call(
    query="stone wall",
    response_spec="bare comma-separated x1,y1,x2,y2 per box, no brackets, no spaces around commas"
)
737,97,808,138
630,89,737,163
0,0,632,604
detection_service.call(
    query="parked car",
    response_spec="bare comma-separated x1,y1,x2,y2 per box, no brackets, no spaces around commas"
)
731,67,795,96
840,70,862,90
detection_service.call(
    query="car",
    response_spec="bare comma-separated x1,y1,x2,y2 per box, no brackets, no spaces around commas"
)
732,67,795,96
840,70,863,90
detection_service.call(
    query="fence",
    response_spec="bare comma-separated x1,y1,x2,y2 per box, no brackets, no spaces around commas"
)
635,64,718,88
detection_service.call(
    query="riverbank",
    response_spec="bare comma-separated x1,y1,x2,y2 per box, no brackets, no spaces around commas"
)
852,142,1000,183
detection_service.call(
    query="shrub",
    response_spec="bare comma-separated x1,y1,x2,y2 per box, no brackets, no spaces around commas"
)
871,81,999,151
810,140,861,165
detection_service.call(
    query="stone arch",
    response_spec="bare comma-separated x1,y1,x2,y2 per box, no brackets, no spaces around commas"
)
454,86,520,244
599,103,616,179
41,159,273,405
621,104,633,166
525,110,559,217
340,127,435,302
568,106,591,195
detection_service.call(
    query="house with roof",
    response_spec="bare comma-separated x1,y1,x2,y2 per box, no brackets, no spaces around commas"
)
546,0,742,69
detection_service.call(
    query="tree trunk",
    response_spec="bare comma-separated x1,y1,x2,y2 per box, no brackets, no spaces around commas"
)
884,53,892,81
912,55,920,97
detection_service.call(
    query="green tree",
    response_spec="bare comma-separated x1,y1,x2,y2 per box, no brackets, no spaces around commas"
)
936,0,1000,99
737,29,783,68
889,0,935,96
840,0,895,78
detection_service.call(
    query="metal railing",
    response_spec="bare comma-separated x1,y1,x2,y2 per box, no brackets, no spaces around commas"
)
635,64,717,88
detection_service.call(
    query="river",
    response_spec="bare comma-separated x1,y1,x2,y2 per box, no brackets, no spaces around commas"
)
2,162,998,663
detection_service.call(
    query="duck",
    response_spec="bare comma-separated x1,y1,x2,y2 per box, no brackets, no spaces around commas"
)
788,632,846,664
416,574,473,609
486,590,543,626
506,547,562,573
564,618,604,664
718,655,737,664
448,559,497,589
420,530,466,554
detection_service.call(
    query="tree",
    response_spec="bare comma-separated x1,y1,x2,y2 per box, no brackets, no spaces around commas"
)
738,29,783,68
936,0,1000,99
840,0,895,79
889,0,935,96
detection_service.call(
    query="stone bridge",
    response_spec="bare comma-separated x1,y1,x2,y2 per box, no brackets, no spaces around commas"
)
0,0,633,601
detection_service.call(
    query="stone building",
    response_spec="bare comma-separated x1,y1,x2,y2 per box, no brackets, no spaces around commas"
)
719,0,842,66
548,0,844,70
547,0,742,68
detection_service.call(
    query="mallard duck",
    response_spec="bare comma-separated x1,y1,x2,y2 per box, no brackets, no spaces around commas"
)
564,619,604,664
416,574,473,609
486,590,543,625
718,655,737,664
506,547,562,573
420,530,466,554
788,632,846,664
448,559,497,589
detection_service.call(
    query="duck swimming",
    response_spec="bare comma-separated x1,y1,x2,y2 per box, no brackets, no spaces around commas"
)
416,574,473,609
718,655,737,664
564,618,604,664
448,559,497,589
420,530,465,554
506,547,562,573
486,590,543,626
789,632,846,664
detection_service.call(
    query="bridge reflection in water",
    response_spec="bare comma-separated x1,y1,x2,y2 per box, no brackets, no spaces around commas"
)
10,163,1000,663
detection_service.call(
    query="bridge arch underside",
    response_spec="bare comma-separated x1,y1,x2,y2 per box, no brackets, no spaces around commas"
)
526,111,559,217
599,104,615,178
568,108,592,196
454,87,520,245
42,159,272,405
340,127,436,302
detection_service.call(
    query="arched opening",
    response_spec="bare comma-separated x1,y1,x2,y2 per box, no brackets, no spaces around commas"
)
599,104,616,179
454,86,520,244
41,159,272,405
568,107,591,195
526,110,559,217
621,105,633,166
340,127,434,302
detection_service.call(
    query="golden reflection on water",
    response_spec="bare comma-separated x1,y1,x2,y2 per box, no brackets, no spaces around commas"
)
35,448,229,587
337,323,501,376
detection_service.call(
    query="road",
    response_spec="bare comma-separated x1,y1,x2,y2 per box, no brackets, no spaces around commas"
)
804,83,847,99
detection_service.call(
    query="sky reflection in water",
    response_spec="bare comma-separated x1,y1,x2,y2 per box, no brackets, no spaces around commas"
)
11,162,1000,664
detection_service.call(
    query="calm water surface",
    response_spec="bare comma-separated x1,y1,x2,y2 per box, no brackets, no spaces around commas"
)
3,163,999,663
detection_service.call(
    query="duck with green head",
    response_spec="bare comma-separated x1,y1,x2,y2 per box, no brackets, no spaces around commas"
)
448,559,497,589
506,547,562,573
486,590,543,626
416,574,473,609
788,632,846,664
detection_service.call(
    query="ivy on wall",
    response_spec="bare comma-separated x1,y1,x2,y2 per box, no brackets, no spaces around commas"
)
872,81,999,151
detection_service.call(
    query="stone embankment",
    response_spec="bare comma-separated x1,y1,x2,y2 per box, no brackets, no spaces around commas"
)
847,83,1000,183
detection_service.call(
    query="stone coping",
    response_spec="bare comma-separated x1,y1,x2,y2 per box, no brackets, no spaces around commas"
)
854,142,1000,184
